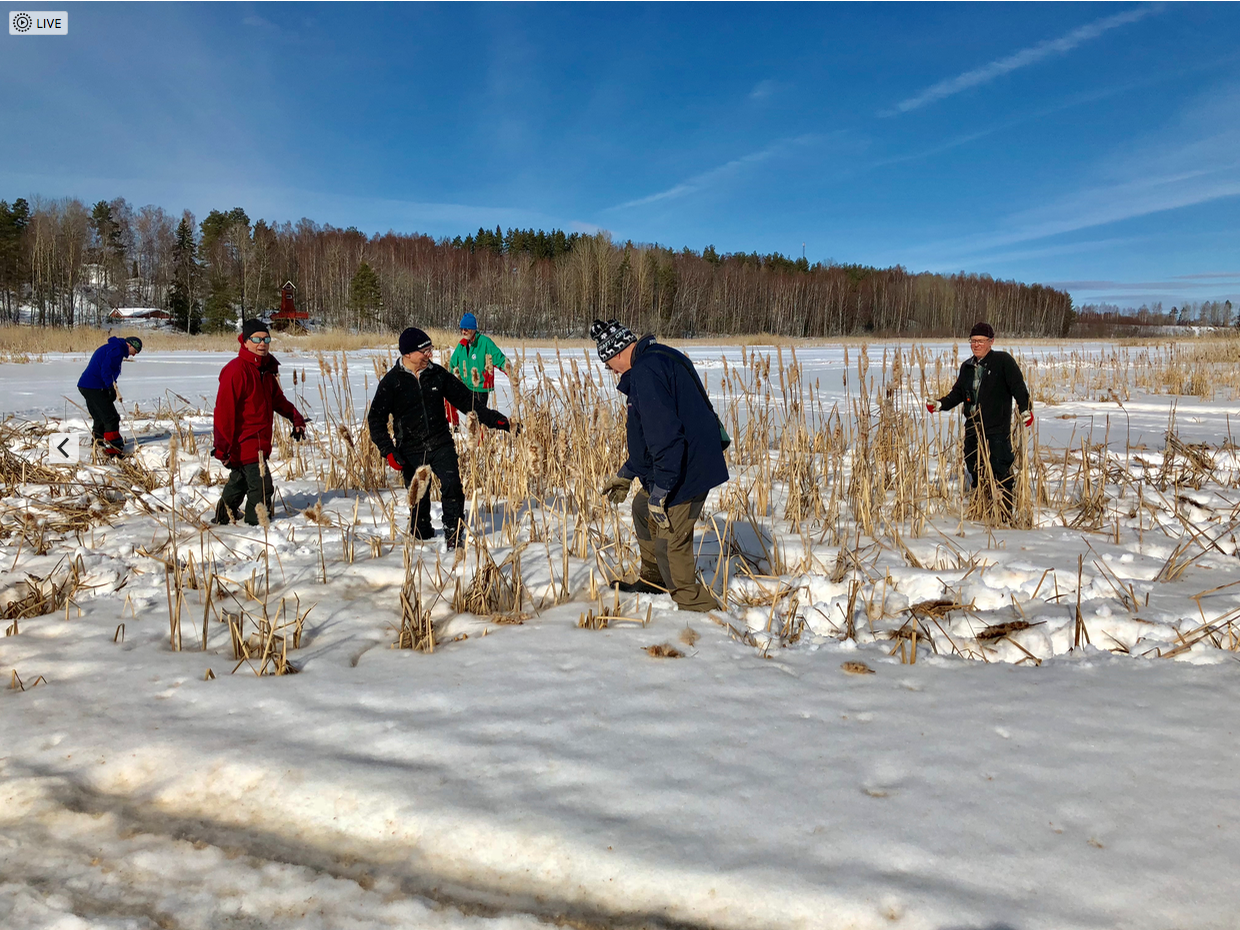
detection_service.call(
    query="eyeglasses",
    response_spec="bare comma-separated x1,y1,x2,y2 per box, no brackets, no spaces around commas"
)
249,335,272,344
969,338,991,345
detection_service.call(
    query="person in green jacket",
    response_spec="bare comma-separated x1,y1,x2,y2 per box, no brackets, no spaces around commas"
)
448,312,509,413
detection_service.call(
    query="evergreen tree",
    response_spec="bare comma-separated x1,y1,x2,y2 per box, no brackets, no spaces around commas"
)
89,200,127,302
0,198,30,322
167,213,201,333
348,261,383,329
199,207,250,332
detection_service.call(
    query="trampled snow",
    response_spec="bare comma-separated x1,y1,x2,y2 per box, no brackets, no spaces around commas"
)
2,340,1238,930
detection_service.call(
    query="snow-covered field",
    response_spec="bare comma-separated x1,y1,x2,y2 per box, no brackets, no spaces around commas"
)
2,340,1239,930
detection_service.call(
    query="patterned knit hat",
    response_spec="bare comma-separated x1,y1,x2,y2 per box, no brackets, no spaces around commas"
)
590,319,637,362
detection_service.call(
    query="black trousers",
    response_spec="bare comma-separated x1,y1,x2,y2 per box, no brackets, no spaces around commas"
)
402,443,465,543
964,427,1015,506
78,386,120,440
214,462,275,526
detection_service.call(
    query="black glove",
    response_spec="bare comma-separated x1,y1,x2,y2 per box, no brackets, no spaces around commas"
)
291,425,305,441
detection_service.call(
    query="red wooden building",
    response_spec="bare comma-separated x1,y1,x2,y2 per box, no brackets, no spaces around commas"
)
269,281,310,332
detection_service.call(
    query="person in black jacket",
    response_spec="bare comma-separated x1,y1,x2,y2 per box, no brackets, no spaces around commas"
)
927,322,1033,513
593,319,728,612
368,327,514,548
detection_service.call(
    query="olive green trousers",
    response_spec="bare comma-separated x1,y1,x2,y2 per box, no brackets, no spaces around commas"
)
632,488,721,612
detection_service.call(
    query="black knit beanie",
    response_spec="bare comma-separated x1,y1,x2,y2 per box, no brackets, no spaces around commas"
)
590,319,637,362
240,319,269,343
970,322,995,339
399,327,433,355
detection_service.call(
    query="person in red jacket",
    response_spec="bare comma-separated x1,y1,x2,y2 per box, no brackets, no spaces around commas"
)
211,319,306,525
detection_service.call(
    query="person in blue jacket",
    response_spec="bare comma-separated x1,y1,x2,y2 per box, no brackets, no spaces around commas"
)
593,319,728,611
77,335,142,456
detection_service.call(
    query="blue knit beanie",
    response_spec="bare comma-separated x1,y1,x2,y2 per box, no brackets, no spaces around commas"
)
459,312,478,330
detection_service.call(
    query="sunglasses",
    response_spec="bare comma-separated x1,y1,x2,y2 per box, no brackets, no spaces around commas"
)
249,335,272,344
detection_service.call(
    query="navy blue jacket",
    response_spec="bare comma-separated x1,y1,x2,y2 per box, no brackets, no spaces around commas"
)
78,337,131,391
617,335,728,507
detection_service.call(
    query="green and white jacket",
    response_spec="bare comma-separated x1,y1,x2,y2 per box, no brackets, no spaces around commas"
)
449,332,507,393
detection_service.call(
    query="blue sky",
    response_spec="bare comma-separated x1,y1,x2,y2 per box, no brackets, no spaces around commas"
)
4,2,1239,310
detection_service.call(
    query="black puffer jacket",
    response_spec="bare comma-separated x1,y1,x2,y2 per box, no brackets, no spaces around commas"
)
938,350,1030,434
367,362,510,457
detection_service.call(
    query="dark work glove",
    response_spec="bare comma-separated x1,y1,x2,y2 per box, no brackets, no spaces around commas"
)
386,452,405,472
648,498,670,530
291,425,305,441
493,416,513,433
601,475,632,504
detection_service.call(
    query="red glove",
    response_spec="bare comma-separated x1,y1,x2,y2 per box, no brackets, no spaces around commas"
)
386,453,404,471
926,400,941,413
1023,409,1034,428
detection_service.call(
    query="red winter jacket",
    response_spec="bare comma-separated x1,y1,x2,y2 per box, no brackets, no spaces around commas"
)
212,346,305,466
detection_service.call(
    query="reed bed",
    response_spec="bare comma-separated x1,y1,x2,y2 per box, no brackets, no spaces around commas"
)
4,337,1240,674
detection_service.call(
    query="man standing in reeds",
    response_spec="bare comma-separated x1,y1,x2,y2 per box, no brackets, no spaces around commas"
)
77,334,142,457
593,319,727,612
211,320,306,526
448,312,509,412
368,326,515,549
927,322,1032,516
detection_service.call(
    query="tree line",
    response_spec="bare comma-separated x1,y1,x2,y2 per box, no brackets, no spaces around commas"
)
0,196,1076,338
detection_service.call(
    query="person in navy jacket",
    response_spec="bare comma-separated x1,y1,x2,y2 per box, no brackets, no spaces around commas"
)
77,335,142,456
593,319,727,611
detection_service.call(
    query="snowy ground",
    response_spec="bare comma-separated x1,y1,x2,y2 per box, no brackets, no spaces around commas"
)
2,340,1239,930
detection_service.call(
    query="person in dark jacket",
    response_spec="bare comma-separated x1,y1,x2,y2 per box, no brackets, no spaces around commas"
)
212,320,306,526
367,327,514,548
927,322,1032,513
593,319,728,612
77,335,142,456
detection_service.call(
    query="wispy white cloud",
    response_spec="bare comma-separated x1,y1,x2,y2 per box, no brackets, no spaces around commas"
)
885,6,1158,116
609,136,818,211
894,82,1240,269
749,79,778,101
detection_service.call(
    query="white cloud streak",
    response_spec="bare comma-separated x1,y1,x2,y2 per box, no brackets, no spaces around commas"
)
610,136,816,211
887,82,1240,271
887,6,1158,115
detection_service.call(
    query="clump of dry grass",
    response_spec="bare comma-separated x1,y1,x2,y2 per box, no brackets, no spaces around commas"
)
643,643,684,658
841,661,875,675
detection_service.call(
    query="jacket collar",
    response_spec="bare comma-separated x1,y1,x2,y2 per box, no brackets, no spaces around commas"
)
238,346,279,372
616,334,658,395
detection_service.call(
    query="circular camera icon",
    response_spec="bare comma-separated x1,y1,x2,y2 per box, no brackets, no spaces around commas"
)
12,12,34,32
